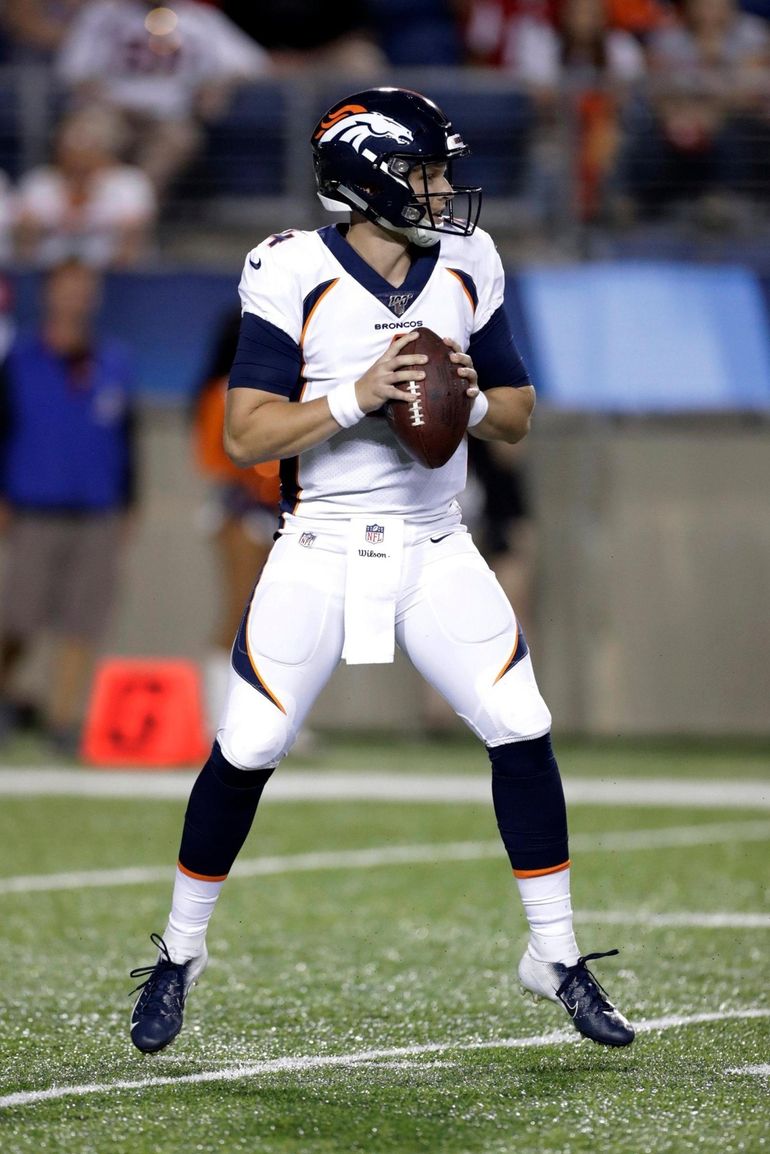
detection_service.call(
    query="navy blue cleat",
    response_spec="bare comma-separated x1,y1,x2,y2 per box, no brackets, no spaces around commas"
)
518,947,635,1047
129,933,207,1054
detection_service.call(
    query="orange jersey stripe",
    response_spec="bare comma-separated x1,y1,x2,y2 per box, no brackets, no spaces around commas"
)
447,268,477,313
513,859,571,879
300,279,339,345
296,282,338,513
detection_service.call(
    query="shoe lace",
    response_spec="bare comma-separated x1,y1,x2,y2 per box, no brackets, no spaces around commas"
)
555,948,619,1006
128,932,183,1006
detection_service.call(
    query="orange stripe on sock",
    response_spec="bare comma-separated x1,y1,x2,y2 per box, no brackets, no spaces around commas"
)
177,861,228,883
513,859,571,879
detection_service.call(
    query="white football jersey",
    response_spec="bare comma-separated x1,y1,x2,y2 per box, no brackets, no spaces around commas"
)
237,224,510,523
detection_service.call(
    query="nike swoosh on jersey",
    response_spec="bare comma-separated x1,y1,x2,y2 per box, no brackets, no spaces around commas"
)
430,532,453,544
249,257,262,270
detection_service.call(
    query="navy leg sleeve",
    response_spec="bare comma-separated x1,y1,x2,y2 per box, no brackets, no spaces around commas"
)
178,741,274,878
488,734,569,873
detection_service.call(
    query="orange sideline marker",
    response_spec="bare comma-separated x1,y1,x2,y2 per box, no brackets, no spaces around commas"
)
81,658,210,768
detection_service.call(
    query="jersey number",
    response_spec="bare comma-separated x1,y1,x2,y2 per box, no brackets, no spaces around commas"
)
267,230,297,247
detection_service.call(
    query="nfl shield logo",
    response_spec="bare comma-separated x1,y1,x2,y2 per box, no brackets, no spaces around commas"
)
365,523,384,544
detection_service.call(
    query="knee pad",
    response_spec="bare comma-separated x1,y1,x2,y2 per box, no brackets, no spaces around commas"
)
472,655,552,746
218,693,291,771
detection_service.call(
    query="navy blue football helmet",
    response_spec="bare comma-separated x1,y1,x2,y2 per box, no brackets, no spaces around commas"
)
311,88,482,246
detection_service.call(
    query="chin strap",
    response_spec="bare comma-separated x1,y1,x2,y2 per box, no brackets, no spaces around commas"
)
404,226,440,247
372,213,437,247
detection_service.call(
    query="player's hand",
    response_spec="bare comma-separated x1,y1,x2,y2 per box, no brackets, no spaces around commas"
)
443,337,479,398
354,331,428,413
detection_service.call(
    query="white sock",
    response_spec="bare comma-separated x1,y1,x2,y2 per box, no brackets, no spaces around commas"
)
162,867,224,962
516,867,580,965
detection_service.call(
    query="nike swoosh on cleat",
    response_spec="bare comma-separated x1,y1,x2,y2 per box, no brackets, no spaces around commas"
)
249,257,262,270
563,998,579,1018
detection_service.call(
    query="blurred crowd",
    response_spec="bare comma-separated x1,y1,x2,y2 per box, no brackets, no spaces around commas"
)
0,0,765,266
0,0,767,755
465,0,770,225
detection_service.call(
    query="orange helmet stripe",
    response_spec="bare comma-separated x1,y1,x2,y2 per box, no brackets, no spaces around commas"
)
313,103,367,139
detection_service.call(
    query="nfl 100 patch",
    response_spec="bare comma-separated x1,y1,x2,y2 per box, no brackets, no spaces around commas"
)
388,292,414,317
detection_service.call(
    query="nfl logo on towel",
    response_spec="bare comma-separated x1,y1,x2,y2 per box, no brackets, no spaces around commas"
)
366,523,385,545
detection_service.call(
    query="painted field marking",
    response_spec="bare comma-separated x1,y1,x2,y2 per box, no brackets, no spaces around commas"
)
726,1065,770,1078
1,1008,768,1111
578,909,770,930
1,819,769,897
0,767,768,810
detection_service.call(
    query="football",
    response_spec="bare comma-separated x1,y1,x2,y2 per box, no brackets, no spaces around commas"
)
385,327,471,469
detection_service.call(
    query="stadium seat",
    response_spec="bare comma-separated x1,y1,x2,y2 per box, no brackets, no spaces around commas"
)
189,83,287,199
0,74,21,178
426,88,534,197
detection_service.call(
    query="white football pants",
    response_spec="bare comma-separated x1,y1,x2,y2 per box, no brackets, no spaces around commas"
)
217,522,552,770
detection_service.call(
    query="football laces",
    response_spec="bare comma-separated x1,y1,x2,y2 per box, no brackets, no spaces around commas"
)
406,380,425,427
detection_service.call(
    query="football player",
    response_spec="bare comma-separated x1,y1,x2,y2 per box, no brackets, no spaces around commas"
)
129,88,634,1053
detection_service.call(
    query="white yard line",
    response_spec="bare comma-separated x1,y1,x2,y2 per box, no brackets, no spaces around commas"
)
1,819,769,897
0,841,504,895
578,909,770,929
1,1008,768,1111
575,819,770,852
726,1065,770,1078
0,767,768,809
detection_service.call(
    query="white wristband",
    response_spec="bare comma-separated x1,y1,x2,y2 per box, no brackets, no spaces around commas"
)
327,380,366,429
467,391,489,428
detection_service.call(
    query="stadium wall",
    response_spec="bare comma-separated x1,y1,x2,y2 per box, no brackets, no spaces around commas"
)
88,408,768,738
2,264,769,736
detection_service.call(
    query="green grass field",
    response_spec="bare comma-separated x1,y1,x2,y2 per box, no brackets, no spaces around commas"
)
1,735,768,1154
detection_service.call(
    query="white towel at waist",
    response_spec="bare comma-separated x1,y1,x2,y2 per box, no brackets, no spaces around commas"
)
342,515,405,665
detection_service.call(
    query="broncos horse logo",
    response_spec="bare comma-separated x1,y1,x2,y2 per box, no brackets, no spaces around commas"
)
314,104,414,152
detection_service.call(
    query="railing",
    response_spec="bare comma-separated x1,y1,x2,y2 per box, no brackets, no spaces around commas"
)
1,64,769,259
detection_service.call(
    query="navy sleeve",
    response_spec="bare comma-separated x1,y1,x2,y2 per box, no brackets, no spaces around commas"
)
469,305,530,391
228,312,302,397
